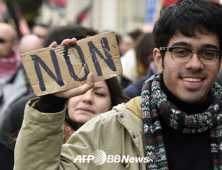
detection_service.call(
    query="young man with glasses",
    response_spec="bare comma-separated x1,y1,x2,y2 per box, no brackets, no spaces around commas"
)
14,0,222,170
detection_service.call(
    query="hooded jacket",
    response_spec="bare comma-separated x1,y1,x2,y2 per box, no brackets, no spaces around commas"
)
14,96,147,170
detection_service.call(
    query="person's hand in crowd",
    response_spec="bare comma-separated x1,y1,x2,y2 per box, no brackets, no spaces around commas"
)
49,38,95,99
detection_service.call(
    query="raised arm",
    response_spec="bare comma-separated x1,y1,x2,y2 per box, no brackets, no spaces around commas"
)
14,38,96,170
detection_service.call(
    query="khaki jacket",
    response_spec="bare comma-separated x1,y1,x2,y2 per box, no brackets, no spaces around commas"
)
14,97,147,170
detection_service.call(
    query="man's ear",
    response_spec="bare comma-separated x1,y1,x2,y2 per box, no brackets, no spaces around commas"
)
153,48,163,74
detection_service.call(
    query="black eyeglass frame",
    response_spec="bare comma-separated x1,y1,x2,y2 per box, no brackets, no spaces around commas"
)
159,47,222,65
0,38,6,43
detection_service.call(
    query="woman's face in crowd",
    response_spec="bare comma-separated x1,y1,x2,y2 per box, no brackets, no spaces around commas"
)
119,35,134,55
67,81,112,127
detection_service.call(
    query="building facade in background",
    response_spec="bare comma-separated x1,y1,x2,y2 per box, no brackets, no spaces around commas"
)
36,0,163,35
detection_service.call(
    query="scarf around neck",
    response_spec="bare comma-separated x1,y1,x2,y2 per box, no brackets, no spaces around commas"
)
141,74,222,170
63,121,76,144
0,50,21,85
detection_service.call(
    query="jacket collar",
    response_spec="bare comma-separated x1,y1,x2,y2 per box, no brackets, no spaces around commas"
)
113,100,145,168
113,100,142,138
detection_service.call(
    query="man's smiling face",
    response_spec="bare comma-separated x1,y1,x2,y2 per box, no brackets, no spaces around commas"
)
154,30,221,104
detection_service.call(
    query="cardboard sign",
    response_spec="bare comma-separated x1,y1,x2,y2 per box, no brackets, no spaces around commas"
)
21,31,122,96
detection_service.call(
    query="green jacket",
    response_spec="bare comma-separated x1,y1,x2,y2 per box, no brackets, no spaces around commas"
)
14,97,147,170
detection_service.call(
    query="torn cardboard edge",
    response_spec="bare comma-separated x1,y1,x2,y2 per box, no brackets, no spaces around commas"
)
21,31,122,96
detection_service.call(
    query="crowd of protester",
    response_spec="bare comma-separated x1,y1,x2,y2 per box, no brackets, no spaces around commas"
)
2,0,222,170
0,17,157,169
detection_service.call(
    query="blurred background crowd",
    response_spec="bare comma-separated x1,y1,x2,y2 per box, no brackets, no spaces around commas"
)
0,0,222,169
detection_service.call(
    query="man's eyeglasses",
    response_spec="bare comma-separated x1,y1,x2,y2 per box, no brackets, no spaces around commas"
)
159,47,222,65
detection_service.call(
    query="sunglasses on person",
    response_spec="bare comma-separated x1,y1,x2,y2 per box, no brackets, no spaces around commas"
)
0,38,6,43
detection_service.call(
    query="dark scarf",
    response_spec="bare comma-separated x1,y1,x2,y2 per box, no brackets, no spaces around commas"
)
63,121,76,144
141,74,222,170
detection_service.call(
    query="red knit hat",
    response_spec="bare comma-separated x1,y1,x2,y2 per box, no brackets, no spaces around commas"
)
162,0,220,7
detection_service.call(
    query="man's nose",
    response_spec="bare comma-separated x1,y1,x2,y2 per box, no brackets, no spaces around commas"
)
185,52,204,70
